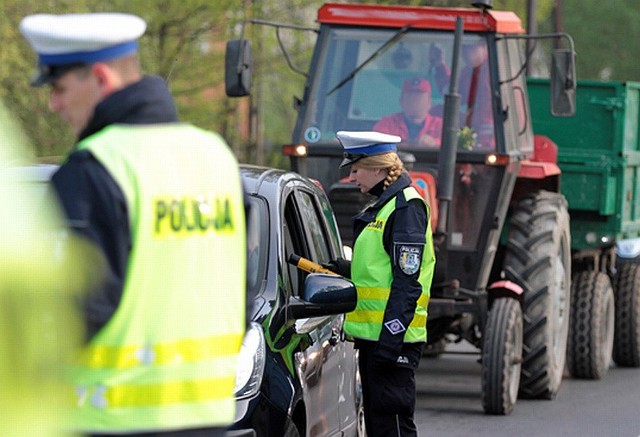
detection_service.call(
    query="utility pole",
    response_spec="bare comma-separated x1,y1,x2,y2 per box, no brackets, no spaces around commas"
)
525,0,537,76
253,0,264,165
552,0,565,49
248,0,265,165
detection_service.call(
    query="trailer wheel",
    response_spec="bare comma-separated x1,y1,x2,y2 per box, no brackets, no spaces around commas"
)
481,298,523,415
566,271,615,379
502,191,571,399
612,262,640,367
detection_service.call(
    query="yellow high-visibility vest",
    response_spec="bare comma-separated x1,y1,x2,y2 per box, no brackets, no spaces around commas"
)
345,186,434,343
70,124,246,433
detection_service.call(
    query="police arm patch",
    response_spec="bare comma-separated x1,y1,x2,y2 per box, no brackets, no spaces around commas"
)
384,318,406,335
395,243,423,275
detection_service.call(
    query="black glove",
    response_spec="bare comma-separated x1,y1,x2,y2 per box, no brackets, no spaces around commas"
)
321,257,351,278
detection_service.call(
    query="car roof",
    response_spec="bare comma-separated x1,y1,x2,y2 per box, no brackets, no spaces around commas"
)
240,164,318,197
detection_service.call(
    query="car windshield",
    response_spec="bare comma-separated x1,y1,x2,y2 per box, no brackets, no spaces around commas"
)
298,27,495,152
246,195,269,297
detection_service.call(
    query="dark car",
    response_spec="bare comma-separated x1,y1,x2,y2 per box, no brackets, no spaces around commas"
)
18,162,363,436
229,165,364,437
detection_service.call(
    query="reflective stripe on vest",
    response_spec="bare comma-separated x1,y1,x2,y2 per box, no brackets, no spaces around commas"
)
79,333,241,369
344,186,434,343
70,124,246,433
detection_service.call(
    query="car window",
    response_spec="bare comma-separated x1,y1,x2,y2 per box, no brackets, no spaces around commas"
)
283,194,308,296
295,190,331,264
282,187,336,296
246,196,268,297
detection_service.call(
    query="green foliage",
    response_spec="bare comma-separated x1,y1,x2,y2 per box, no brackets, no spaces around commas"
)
1,0,242,159
253,1,320,156
561,0,640,81
426,0,554,29
0,0,93,159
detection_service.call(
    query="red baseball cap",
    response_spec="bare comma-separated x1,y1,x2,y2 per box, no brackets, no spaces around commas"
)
402,77,431,93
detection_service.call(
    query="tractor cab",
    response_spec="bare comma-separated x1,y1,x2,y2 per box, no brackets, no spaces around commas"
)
287,4,540,293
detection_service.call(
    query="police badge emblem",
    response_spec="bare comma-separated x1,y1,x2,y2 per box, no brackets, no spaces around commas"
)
398,244,422,275
384,318,406,335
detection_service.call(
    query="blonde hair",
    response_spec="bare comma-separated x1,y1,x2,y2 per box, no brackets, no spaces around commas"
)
355,152,404,190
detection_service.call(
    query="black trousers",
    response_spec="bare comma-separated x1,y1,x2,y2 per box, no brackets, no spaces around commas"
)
359,346,419,437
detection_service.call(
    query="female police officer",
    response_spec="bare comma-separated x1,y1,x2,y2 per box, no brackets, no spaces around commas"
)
328,131,435,437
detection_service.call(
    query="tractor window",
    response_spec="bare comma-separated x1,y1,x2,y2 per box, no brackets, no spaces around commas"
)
302,28,457,143
497,37,533,154
298,27,495,152
458,36,495,151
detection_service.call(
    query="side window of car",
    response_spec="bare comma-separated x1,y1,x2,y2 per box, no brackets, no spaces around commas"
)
295,190,332,264
283,193,309,296
246,196,268,297
282,188,335,297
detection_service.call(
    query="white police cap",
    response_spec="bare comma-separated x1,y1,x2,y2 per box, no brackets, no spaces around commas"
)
337,131,401,168
20,13,146,86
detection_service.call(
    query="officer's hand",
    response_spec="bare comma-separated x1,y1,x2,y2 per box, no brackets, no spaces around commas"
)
321,257,351,278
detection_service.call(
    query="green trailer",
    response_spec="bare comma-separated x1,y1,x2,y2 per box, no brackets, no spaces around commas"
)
528,77,640,375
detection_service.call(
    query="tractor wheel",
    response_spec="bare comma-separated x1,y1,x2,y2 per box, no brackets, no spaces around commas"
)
566,271,615,379
612,262,640,367
481,298,523,415
502,191,571,399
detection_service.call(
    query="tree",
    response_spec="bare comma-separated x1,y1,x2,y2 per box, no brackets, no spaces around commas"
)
560,0,640,80
0,0,95,159
1,0,243,158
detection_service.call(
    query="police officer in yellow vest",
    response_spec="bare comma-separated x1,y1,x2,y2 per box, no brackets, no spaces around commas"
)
327,131,435,437
20,13,246,437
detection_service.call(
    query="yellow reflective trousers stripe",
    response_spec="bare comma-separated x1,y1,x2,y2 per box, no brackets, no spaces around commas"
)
81,333,243,369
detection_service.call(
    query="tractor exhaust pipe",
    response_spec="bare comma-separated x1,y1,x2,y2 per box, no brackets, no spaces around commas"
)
471,0,493,10
435,17,463,240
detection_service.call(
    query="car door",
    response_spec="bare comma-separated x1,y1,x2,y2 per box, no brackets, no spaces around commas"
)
310,185,362,435
282,183,343,436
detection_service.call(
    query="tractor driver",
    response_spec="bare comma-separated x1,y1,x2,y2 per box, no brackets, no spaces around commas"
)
374,77,443,148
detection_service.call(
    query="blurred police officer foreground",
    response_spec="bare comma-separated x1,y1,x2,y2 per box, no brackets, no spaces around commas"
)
19,11,247,437
0,99,95,436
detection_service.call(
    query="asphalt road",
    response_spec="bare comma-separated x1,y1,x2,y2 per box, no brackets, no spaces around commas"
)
414,342,640,437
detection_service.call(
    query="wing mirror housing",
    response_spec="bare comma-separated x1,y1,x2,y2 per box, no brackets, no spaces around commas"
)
287,273,357,319
225,39,252,97
550,48,576,117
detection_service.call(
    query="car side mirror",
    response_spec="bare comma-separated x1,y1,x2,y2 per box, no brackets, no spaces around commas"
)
287,273,357,319
225,39,252,97
550,49,576,117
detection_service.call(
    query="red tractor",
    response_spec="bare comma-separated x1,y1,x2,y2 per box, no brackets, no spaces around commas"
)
226,0,578,414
